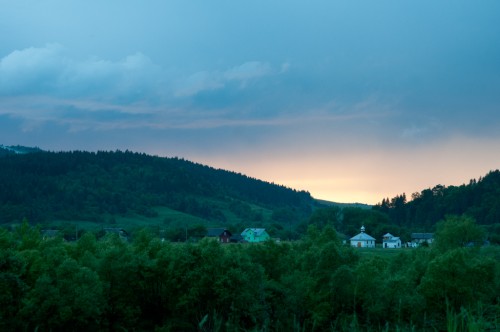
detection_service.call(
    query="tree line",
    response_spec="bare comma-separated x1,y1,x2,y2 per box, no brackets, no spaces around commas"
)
2,149,500,246
1,217,498,331
372,170,500,243
0,150,313,225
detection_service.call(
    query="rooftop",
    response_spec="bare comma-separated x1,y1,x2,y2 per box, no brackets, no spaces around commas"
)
350,232,376,241
411,233,433,239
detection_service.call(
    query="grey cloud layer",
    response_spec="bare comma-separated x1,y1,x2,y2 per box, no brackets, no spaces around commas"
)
174,61,276,97
1,1,500,147
0,44,287,129
1,1,500,204
0,44,162,100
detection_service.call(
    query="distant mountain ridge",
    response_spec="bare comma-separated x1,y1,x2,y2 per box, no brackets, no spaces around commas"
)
0,145,43,155
314,199,372,209
1,145,498,243
0,149,314,226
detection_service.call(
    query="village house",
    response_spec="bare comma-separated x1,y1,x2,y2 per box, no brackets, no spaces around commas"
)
103,228,129,240
206,228,232,243
382,233,402,248
338,233,350,245
41,229,60,240
350,226,376,248
230,234,245,243
410,233,434,247
241,228,270,243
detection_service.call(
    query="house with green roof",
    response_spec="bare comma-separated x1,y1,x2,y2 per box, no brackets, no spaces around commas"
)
241,228,270,243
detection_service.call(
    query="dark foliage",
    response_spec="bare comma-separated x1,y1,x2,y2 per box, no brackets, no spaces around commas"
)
0,150,313,224
1,224,498,331
373,170,500,243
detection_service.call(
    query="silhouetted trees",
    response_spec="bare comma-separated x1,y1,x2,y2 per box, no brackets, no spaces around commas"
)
0,150,313,225
0,222,498,331
373,170,500,243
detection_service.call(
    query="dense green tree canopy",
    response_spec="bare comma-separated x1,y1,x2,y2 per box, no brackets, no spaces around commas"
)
433,215,485,252
1,222,498,331
373,170,500,243
0,150,313,226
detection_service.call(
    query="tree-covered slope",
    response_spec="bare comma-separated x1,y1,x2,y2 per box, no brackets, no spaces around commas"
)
0,150,313,224
373,170,500,235
0,145,42,156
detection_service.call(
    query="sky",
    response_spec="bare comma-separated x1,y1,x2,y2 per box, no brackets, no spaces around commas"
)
1,1,500,204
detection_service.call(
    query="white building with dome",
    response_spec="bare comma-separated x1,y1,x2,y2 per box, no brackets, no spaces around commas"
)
350,226,376,248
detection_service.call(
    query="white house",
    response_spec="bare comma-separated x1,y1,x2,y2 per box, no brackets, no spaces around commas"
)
350,226,376,248
382,233,402,248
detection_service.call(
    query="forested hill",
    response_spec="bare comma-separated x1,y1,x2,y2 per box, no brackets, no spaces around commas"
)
0,149,313,224
373,170,500,230
0,144,42,156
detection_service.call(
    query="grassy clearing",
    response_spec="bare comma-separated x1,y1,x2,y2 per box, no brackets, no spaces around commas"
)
33,200,273,237
32,206,211,236
354,246,414,258
122,206,208,227
9,194,276,238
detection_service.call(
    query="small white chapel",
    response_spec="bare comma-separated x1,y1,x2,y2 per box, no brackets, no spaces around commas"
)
350,225,376,248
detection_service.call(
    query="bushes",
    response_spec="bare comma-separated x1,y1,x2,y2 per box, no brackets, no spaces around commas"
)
0,224,499,331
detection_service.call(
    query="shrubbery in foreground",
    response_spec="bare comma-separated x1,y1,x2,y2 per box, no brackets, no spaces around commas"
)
0,222,498,331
